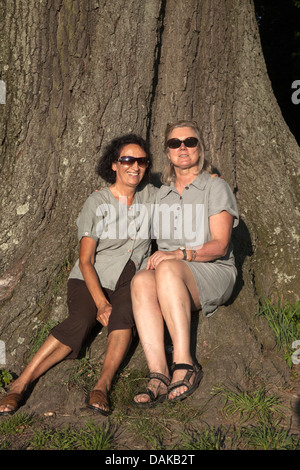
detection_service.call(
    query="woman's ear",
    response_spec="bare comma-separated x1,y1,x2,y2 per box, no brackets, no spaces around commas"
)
112,161,117,172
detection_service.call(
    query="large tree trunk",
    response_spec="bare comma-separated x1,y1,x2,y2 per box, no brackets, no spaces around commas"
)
0,0,299,400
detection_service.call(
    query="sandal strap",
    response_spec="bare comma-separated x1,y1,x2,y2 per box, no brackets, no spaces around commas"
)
88,389,109,407
135,388,156,401
168,363,199,393
148,372,170,387
171,363,195,372
135,372,170,402
0,392,23,410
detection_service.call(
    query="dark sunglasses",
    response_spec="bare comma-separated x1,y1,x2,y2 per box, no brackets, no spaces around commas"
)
118,156,149,167
167,137,199,149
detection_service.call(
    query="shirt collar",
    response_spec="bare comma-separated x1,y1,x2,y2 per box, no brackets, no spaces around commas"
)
160,171,211,199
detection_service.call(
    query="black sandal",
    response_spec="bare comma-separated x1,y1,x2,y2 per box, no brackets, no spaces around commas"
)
167,363,203,402
133,372,170,408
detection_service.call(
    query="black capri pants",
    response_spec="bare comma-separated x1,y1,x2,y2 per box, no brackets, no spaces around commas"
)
51,260,136,359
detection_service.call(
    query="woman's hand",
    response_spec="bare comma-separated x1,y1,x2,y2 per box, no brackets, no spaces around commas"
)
79,237,113,326
96,300,112,327
147,249,183,270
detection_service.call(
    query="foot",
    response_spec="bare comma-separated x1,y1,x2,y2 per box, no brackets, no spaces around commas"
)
167,363,203,401
87,388,111,416
134,372,170,407
0,381,26,415
0,392,23,415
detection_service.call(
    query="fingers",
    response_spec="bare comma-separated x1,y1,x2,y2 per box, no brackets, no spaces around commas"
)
147,251,177,270
96,303,112,327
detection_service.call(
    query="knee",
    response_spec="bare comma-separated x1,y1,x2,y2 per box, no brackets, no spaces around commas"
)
131,270,150,292
131,270,156,301
131,270,143,290
155,259,179,278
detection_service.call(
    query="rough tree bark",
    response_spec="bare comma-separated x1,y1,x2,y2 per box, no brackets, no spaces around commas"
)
0,0,299,405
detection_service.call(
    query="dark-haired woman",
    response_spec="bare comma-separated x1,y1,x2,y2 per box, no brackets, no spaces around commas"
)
0,134,156,417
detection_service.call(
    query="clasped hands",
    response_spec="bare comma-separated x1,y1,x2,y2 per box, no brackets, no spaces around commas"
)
96,301,112,327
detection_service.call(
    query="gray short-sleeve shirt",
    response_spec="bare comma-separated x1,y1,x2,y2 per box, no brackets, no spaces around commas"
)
153,171,239,264
152,172,239,316
69,184,158,290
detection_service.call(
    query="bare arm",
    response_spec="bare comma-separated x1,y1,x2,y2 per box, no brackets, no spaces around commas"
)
78,236,112,326
147,210,233,269
189,210,233,261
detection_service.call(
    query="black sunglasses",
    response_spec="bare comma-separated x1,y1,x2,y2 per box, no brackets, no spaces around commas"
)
167,137,199,149
118,156,149,167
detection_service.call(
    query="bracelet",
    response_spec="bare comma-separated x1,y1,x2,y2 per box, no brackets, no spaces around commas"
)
180,247,197,262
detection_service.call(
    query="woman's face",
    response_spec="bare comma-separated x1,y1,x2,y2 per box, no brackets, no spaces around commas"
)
112,143,148,188
167,126,200,171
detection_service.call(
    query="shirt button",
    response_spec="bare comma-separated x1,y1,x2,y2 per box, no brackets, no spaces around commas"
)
185,186,189,190
128,249,132,253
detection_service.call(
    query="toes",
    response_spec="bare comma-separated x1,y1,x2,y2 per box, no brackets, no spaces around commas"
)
134,393,150,404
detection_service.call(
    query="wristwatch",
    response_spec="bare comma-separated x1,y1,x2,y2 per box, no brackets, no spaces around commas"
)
179,247,193,261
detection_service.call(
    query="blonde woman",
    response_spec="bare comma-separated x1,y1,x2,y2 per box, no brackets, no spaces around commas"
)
132,120,239,406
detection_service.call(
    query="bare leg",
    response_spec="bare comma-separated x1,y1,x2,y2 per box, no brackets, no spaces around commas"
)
89,328,132,412
155,260,201,399
131,270,170,403
0,334,71,413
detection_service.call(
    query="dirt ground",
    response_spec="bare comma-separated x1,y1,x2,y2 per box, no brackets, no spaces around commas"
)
1,350,300,451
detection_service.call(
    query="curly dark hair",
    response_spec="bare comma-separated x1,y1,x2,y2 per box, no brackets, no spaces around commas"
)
96,134,152,184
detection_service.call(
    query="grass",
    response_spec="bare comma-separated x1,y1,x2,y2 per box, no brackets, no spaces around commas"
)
180,426,226,450
0,411,114,450
256,299,300,367
28,421,114,450
214,385,286,423
241,421,299,450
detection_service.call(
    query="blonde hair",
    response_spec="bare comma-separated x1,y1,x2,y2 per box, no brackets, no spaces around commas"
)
161,120,212,185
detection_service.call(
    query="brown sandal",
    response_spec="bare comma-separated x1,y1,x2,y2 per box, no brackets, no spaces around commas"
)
87,390,111,416
0,393,23,416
